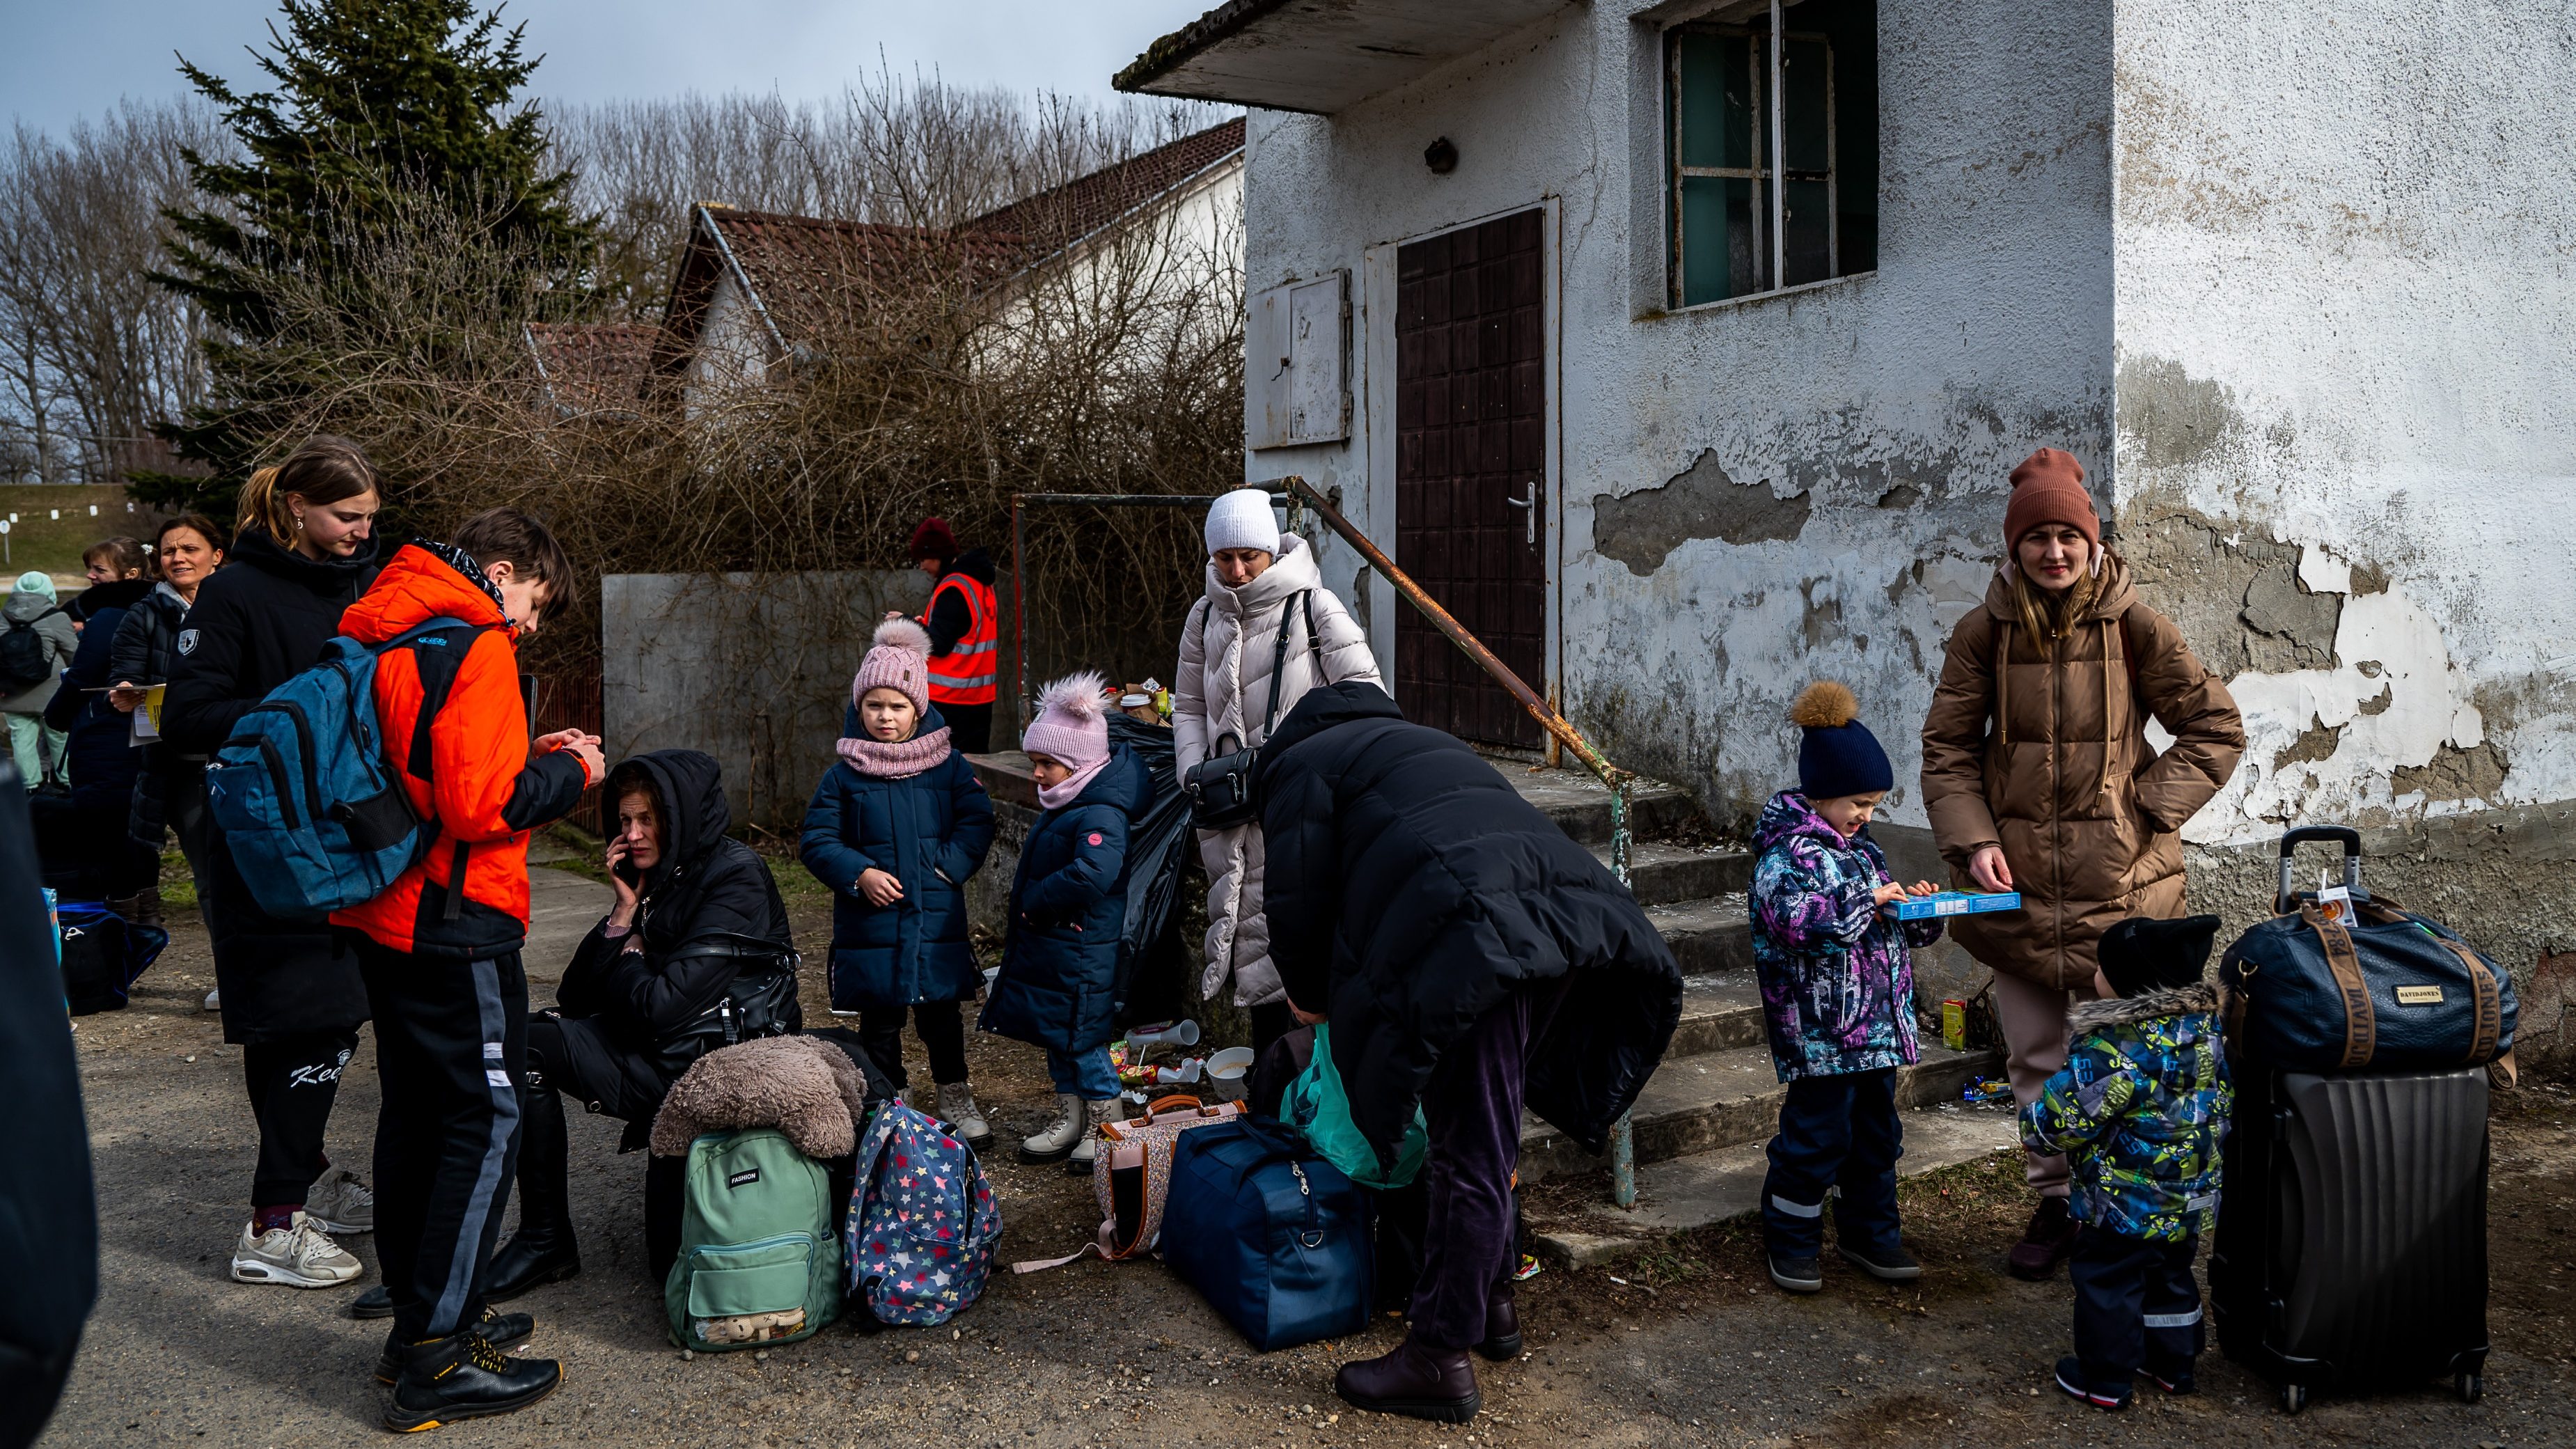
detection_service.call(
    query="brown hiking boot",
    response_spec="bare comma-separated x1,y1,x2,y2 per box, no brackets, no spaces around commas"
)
2008,1196,2079,1280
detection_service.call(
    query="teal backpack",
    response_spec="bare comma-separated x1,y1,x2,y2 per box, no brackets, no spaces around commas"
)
664,1128,843,1351
1280,1021,1429,1190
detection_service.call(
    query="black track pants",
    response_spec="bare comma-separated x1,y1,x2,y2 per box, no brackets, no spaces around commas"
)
242,1031,361,1210
357,939,526,1343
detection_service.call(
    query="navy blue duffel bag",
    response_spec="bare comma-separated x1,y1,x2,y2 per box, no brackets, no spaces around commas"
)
2219,827,2515,1072
1163,1116,1372,1352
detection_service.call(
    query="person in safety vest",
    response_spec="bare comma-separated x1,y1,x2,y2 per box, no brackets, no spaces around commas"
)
904,517,999,753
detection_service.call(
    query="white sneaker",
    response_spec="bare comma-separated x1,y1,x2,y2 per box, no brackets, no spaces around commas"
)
934,1082,991,1145
203,989,221,1012
304,1168,375,1235
230,1212,362,1287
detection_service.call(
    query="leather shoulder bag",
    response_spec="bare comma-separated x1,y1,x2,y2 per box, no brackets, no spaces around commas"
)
1183,590,1319,831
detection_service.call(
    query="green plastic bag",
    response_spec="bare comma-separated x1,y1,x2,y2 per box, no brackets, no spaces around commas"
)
1280,1021,1428,1189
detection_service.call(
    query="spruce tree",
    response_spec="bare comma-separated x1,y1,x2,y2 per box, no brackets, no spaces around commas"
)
140,0,592,512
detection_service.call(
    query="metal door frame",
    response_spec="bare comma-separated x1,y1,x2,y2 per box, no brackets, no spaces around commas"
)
1360,195,1562,753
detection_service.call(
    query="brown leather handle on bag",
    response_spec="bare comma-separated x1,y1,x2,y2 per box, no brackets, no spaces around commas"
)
1129,1093,1207,1126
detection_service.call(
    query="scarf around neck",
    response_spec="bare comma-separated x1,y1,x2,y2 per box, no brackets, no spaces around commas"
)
1037,752,1111,810
835,724,953,778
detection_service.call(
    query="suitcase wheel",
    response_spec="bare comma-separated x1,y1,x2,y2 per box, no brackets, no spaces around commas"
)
2456,1371,2483,1405
2279,1383,2309,1416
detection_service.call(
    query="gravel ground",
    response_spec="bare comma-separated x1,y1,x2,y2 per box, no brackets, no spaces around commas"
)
38,856,2576,1447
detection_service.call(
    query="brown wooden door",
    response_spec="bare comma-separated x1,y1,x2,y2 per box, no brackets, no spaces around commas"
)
1395,208,1547,749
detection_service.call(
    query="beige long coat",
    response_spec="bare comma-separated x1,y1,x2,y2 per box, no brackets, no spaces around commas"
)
1172,535,1380,1008
1920,556,2245,989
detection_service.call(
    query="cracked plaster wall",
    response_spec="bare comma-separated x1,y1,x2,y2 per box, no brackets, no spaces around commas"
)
2112,0,2576,1033
1241,0,2115,828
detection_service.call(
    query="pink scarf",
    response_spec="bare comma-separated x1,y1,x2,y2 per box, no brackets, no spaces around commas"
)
835,724,954,778
1036,753,1111,810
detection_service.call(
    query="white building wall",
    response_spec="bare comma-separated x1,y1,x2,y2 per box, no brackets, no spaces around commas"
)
1243,0,2115,833
2110,0,2576,845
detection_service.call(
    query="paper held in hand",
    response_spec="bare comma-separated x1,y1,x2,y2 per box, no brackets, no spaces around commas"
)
1883,890,2022,920
129,684,166,744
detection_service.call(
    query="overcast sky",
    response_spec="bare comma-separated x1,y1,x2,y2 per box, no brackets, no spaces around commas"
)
3,0,1218,137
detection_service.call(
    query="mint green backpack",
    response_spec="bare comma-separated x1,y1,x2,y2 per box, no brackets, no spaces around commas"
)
664,1128,843,1351
1280,1021,1429,1190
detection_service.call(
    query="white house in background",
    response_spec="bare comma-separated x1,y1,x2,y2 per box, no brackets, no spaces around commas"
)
1114,0,2576,1015
647,119,1246,416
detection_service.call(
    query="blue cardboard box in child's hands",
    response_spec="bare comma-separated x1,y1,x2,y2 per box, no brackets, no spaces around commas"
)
1883,891,2021,921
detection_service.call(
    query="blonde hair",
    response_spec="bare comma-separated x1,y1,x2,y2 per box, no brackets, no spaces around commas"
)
235,435,379,546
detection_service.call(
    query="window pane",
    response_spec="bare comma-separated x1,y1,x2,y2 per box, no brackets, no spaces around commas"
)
1782,178,1832,288
1681,175,1769,306
1782,38,1832,176
1673,31,1731,171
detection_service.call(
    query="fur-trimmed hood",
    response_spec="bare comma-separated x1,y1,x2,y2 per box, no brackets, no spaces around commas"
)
2068,978,2220,1036
650,1034,872,1159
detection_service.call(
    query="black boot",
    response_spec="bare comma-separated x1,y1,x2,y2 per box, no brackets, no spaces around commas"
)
1335,1335,1480,1423
1475,1287,1522,1361
375,1305,535,1383
381,1331,560,1432
485,1071,581,1302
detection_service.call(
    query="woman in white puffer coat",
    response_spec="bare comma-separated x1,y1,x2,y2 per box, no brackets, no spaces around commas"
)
1173,489,1381,1053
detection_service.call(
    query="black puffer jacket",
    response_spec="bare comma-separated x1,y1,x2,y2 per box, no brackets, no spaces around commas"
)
1255,682,1682,1169
550,750,798,1122
110,583,191,849
164,526,382,1044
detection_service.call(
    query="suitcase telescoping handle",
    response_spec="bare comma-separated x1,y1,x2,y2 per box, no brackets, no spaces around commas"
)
2276,824,2363,915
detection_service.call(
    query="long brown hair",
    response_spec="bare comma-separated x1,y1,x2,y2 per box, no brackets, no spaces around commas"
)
2008,551,2103,658
235,435,379,546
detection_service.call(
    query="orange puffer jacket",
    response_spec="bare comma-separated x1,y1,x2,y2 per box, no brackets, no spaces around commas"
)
330,542,591,959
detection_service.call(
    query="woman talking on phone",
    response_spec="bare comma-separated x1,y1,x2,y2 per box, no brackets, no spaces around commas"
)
480,748,798,1298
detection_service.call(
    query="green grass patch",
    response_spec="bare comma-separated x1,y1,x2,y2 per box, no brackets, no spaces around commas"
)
0,485,162,589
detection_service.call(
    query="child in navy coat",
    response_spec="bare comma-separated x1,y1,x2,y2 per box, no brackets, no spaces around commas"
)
979,670,1149,1171
801,619,997,1142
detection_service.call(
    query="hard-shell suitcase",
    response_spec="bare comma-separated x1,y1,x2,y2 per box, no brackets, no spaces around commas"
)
2209,1065,2488,1413
2211,826,2492,1414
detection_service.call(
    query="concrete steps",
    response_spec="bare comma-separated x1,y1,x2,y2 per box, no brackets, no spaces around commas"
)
1517,1034,2003,1183
1494,760,2006,1266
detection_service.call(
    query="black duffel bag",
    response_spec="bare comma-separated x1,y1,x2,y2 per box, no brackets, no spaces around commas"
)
2219,826,2515,1072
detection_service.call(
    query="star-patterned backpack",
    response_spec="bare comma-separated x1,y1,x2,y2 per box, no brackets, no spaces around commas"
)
846,1099,1001,1326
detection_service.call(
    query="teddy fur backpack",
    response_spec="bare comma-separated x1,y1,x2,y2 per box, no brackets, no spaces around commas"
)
654,1036,872,1352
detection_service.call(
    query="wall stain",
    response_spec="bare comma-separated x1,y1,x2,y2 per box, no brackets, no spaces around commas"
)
2116,356,2239,470
2393,741,2510,803
2119,497,2343,674
1592,448,1811,577
2272,720,2342,772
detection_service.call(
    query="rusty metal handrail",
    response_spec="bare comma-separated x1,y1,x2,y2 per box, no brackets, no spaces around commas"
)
1273,475,1644,1208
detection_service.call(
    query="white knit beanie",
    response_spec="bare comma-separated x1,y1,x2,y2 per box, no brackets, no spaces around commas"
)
1203,488,1281,557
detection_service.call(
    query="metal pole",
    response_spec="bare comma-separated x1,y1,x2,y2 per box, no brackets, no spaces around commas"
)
1278,475,1628,789
1609,776,1637,1209
1011,493,1027,722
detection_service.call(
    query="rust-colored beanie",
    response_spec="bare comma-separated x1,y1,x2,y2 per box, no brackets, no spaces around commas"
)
2002,448,2099,551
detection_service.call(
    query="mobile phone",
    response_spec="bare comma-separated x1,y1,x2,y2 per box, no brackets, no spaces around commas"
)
611,846,640,887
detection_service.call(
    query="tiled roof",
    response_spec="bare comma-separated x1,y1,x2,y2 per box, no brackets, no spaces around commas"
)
648,209,1031,377
650,118,1243,379
524,322,654,412
962,117,1245,261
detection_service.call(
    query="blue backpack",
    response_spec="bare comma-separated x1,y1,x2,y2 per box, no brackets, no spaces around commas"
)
203,616,482,921
845,1100,1000,1326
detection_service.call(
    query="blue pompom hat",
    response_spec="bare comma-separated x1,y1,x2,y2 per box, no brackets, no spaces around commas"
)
1790,680,1894,801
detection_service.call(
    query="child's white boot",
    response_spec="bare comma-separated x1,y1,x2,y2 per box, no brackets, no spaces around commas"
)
934,1081,992,1146
1019,1093,1085,1164
1065,1098,1119,1173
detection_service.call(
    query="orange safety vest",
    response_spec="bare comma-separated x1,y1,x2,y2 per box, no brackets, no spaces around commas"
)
920,570,999,705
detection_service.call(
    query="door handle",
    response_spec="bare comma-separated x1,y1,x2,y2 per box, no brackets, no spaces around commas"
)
1505,480,1539,547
